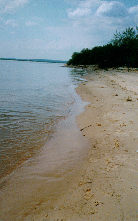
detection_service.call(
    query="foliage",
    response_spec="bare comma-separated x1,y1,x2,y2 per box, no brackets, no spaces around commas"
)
67,27,138,68
110,27,138,46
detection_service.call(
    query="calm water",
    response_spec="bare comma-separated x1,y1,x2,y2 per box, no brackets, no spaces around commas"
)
0,60,86,179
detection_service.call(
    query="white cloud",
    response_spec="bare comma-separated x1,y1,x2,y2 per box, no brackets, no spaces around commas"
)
79,0,101,8
96,1,128,18
67,0,101,18
5,19,18,27
0,0,28,13
68,0,137,29
25,20,38,27
128,5,138,14
68,8,91,18
0,18,18,28
128,4,138,24
68,0,129,21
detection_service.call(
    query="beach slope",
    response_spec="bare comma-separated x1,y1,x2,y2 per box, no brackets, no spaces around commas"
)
44,68,138,220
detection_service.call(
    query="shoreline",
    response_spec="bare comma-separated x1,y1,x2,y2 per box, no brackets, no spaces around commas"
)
1,67,138,220
40,68,138,220
0,81,90,221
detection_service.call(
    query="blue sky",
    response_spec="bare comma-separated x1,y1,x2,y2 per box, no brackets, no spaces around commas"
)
0,0,138,60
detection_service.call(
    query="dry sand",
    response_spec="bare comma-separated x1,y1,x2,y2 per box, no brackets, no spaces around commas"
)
39,68,138,220
1,68,138,220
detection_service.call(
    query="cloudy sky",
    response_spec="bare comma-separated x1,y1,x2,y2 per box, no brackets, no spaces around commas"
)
0,0,137,60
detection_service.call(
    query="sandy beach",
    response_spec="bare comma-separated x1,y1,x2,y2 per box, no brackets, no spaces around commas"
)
1,67,138,220
38,67,138,220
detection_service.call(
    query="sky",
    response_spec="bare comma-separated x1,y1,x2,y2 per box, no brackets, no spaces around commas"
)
0,0,138,60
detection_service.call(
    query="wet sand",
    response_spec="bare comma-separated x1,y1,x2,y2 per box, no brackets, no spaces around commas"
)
1,68,138,220
37,68,138,220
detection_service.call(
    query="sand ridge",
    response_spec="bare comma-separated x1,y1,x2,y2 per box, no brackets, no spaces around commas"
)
41,68,138,220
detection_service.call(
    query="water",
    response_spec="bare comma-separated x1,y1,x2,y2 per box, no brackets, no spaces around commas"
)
0,60,87,179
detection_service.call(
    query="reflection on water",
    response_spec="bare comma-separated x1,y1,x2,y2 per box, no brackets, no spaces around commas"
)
0,61,86,179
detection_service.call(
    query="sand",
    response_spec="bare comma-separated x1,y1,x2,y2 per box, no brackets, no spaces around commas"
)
38,68,138,220
1,68,138,220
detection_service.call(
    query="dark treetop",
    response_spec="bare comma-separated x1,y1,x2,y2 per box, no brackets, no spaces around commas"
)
67,27,138,69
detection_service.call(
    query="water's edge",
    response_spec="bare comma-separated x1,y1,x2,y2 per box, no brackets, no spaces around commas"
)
0,68,90,220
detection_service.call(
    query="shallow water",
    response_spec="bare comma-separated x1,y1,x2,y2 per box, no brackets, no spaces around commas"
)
0,61,89,220
0,104,90,220
0,60,87,179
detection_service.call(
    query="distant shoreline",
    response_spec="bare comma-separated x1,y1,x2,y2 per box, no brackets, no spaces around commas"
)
0,58,67,63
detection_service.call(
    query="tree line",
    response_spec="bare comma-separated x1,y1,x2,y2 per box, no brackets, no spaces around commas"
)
67,27,138,69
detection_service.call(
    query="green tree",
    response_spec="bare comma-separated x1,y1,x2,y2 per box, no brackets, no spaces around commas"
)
110,27,138,46
67,27,138,68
